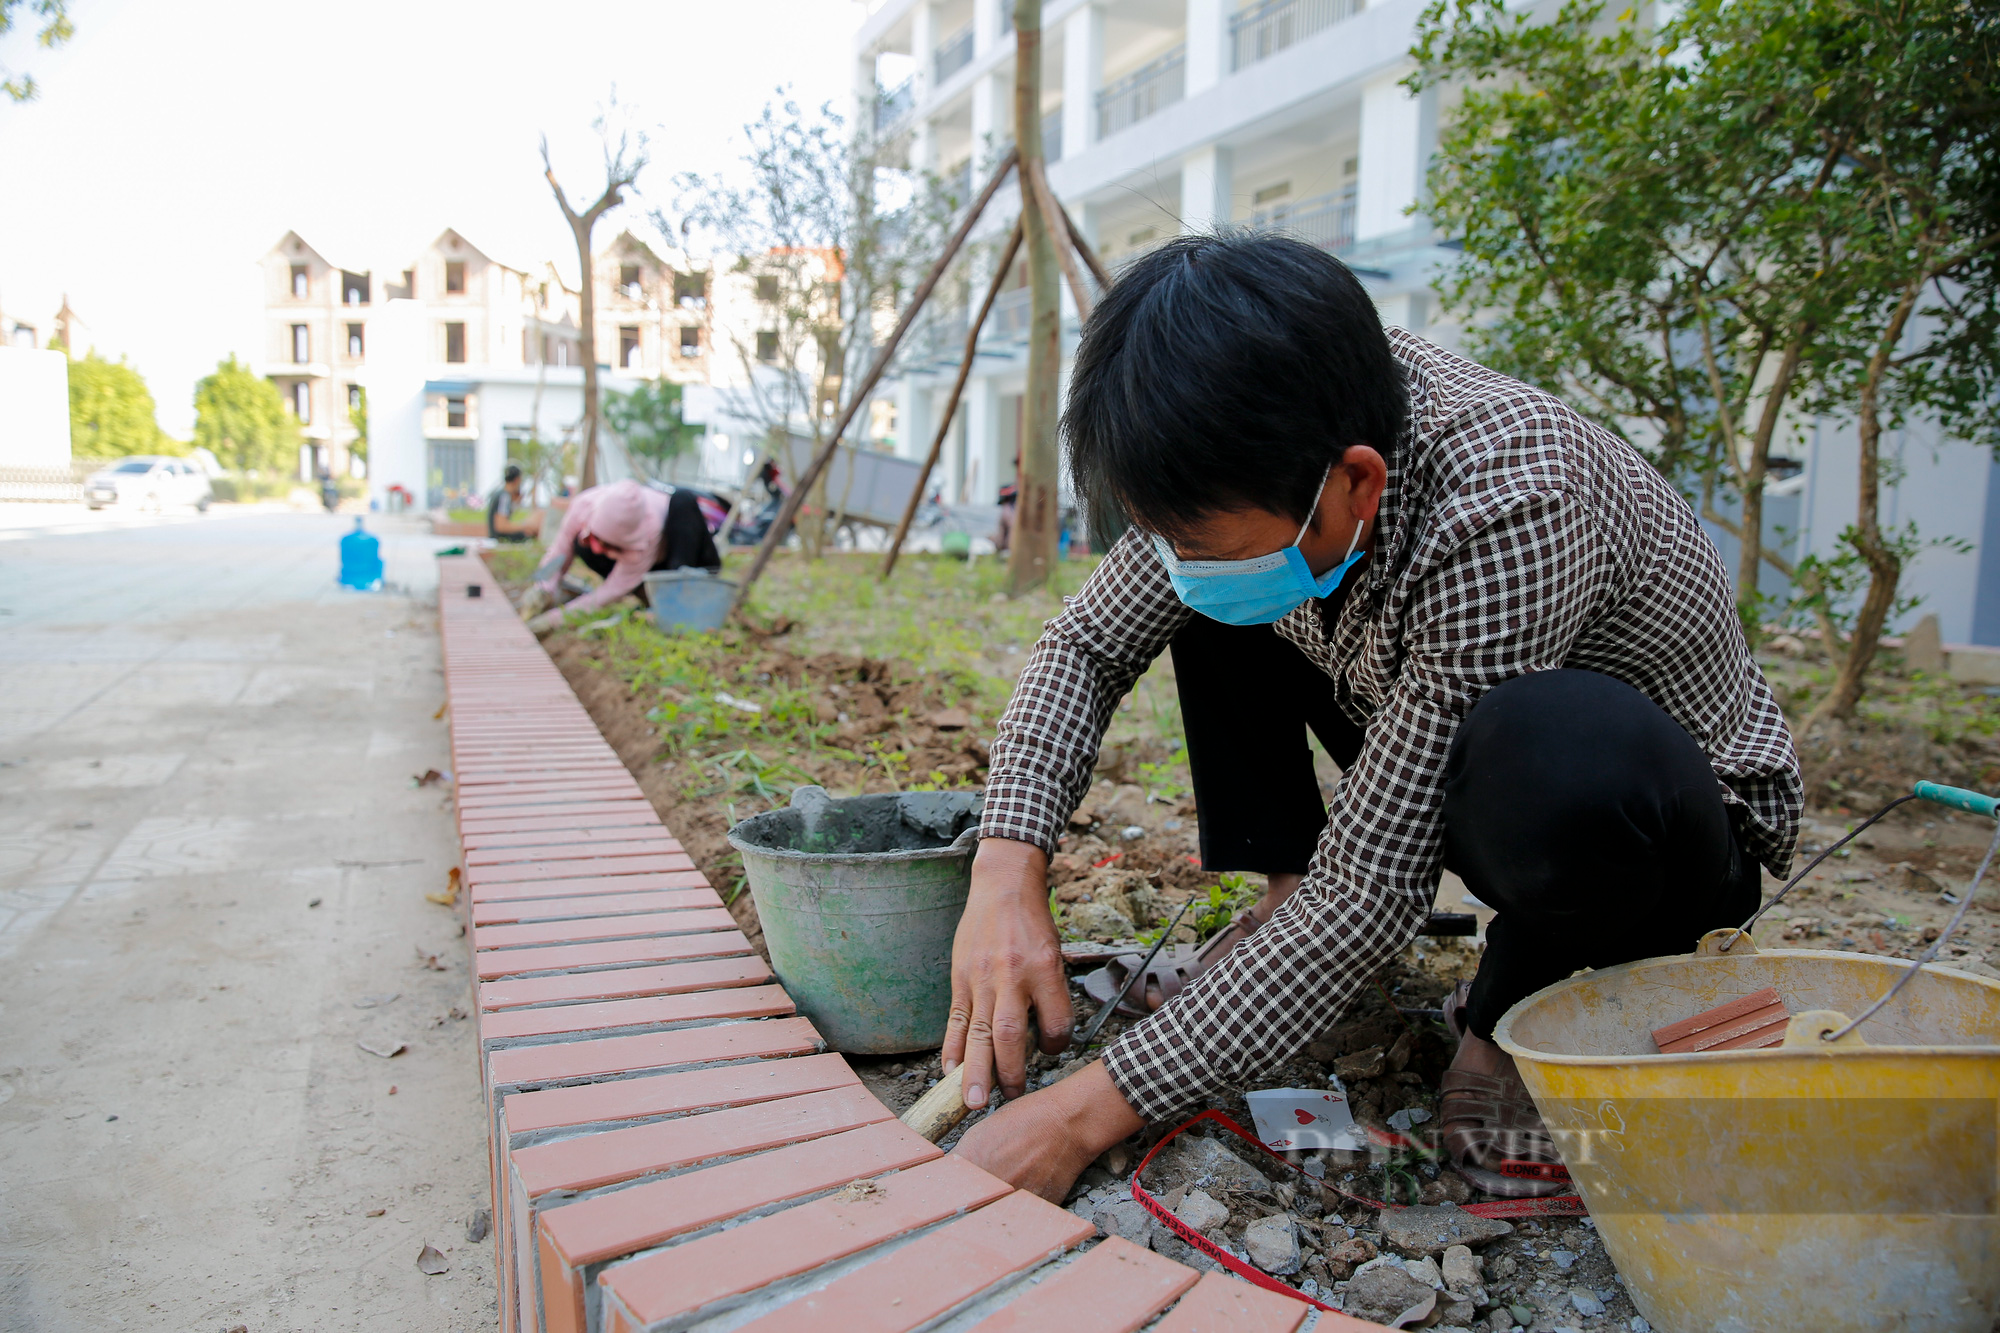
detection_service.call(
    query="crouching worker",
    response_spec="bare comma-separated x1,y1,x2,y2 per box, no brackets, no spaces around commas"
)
522,478,722,633
946,233,1801,1202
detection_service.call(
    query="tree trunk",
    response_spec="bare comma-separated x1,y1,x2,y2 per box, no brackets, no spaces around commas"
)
1010,0,1061,596
1809,295,1919,728
574,221,601,491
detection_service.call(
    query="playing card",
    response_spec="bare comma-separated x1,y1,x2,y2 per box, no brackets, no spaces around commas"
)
1245,1085,1365,1151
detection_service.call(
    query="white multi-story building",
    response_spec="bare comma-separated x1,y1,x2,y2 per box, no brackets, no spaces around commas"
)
257,229,728,508
854,0,1446,512
853,0,2000,647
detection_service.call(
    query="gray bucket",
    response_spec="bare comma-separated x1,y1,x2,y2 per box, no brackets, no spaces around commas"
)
642,568,735,632
727,785,981,1053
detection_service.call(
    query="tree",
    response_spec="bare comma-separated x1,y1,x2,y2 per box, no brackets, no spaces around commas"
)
194,355,299,473
1011,0,1062,595
2,0,72,102
1413,0,1843,622
1413,0,2000,722
602,377,700,478
542,96,648,492
669,89,955,554
67,352,172,457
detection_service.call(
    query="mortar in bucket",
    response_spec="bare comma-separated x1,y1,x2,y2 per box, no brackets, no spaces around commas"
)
727,785,980,1053
1494,783,2000,1333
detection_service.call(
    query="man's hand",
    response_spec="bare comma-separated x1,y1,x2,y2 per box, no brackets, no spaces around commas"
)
526,608,566,637
954,1060,1145,1203
942,838,1070,1110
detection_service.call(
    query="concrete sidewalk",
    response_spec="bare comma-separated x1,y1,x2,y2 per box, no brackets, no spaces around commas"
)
0,510,496,1329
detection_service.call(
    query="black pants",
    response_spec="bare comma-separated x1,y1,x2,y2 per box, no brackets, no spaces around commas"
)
573,489,721,604
1168,616,1760,1039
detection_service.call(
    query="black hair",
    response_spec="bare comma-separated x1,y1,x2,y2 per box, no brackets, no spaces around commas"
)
503,464,522,483
1063,231,1407,544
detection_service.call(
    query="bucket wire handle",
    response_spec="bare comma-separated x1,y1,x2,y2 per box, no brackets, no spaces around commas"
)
1728,781,2000,1043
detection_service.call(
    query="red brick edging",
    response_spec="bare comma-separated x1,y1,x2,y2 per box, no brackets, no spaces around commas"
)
438,556,1383,1332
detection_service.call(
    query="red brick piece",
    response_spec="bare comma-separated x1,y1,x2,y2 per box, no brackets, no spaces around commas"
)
967,1237,1200,1332
467,837,684,866
473,908,735,952
479,985,794,1045
537,1120,944,1333
469,853,695,886
473,929,747,980
486,1015,820,1089
477,954,771,1011
470,870,712,903
729,1189,1096,1332
512,1083,890,1196
1152,1271,1314,1333
501,1051,853,1136
471,888,721,927
1653,986,1791,1054
600,1156,1015,1331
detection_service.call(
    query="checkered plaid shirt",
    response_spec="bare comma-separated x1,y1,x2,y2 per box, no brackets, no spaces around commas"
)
980,330,1802,1121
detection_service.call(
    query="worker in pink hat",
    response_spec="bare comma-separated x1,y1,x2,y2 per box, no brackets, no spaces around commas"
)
523,479,722,632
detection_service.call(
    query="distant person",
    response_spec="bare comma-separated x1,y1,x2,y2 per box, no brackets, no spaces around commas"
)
523,478,721,632
994,482,1018,554
487,465,542,543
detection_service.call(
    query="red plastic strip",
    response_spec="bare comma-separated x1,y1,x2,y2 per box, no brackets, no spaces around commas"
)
1130,1108,1588,1310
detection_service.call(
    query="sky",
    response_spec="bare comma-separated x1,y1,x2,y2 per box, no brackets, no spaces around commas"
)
0,0,866,435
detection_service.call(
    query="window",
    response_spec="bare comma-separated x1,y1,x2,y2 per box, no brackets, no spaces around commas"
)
342,271,369,305
1343,156,1358,176
291,324,310,363
290,265,309,299
620,326,641,369
293,382,311,423
348,384,363,412
445,261,466,294
346,324,364,358
679,325,701,357
445,322,465,363
446,396,467,429
674,272,706,306
755,275,780,303
1252,181,1291,206
755,330,779,363
403,268,416,297
619,264,642,298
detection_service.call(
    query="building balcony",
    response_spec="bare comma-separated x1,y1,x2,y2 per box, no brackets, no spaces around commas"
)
1248,183,1358,252
1231,0,1368,70
934,21,975,84
259,361,330,381
1096,45,1186,139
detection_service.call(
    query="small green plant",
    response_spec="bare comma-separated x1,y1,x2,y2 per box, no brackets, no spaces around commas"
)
1190,873,1261,942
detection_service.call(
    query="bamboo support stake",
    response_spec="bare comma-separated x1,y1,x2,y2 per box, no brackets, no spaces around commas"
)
727,147,1020,615
1025,156,1093,321
1061,203,1112,290
879,215,1027,581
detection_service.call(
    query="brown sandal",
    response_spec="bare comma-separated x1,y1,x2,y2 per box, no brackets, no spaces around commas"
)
1438,981,1569,1198
1079,909,1267,1017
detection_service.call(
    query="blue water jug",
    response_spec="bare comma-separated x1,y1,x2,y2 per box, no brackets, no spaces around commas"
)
339,518,383,590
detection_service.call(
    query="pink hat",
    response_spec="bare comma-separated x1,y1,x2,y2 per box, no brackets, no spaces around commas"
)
580,480,654,551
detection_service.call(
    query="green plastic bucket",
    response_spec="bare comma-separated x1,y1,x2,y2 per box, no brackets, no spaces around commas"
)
727,786,980,1053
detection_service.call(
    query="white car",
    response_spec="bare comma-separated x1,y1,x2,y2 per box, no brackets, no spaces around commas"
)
83,456,212,512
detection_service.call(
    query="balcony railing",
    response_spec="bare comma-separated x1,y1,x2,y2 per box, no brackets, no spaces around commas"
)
1096,45,1185,139
935,22,975,84
1230,0,1365,70
982,288,1032,344
875,75,916,132
1248,184,1358,252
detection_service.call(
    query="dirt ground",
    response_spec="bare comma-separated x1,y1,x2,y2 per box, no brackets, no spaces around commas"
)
498,546,2000,1331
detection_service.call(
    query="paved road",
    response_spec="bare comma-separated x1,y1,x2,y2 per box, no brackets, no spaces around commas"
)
0,507,497,1329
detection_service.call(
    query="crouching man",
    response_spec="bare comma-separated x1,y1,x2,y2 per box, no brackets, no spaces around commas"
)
947,233,1800,1200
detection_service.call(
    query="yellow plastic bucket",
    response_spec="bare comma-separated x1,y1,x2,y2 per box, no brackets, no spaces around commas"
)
1494,934,2000,1333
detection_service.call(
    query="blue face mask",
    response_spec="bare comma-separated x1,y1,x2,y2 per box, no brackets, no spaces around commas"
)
1152,476,1367,626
